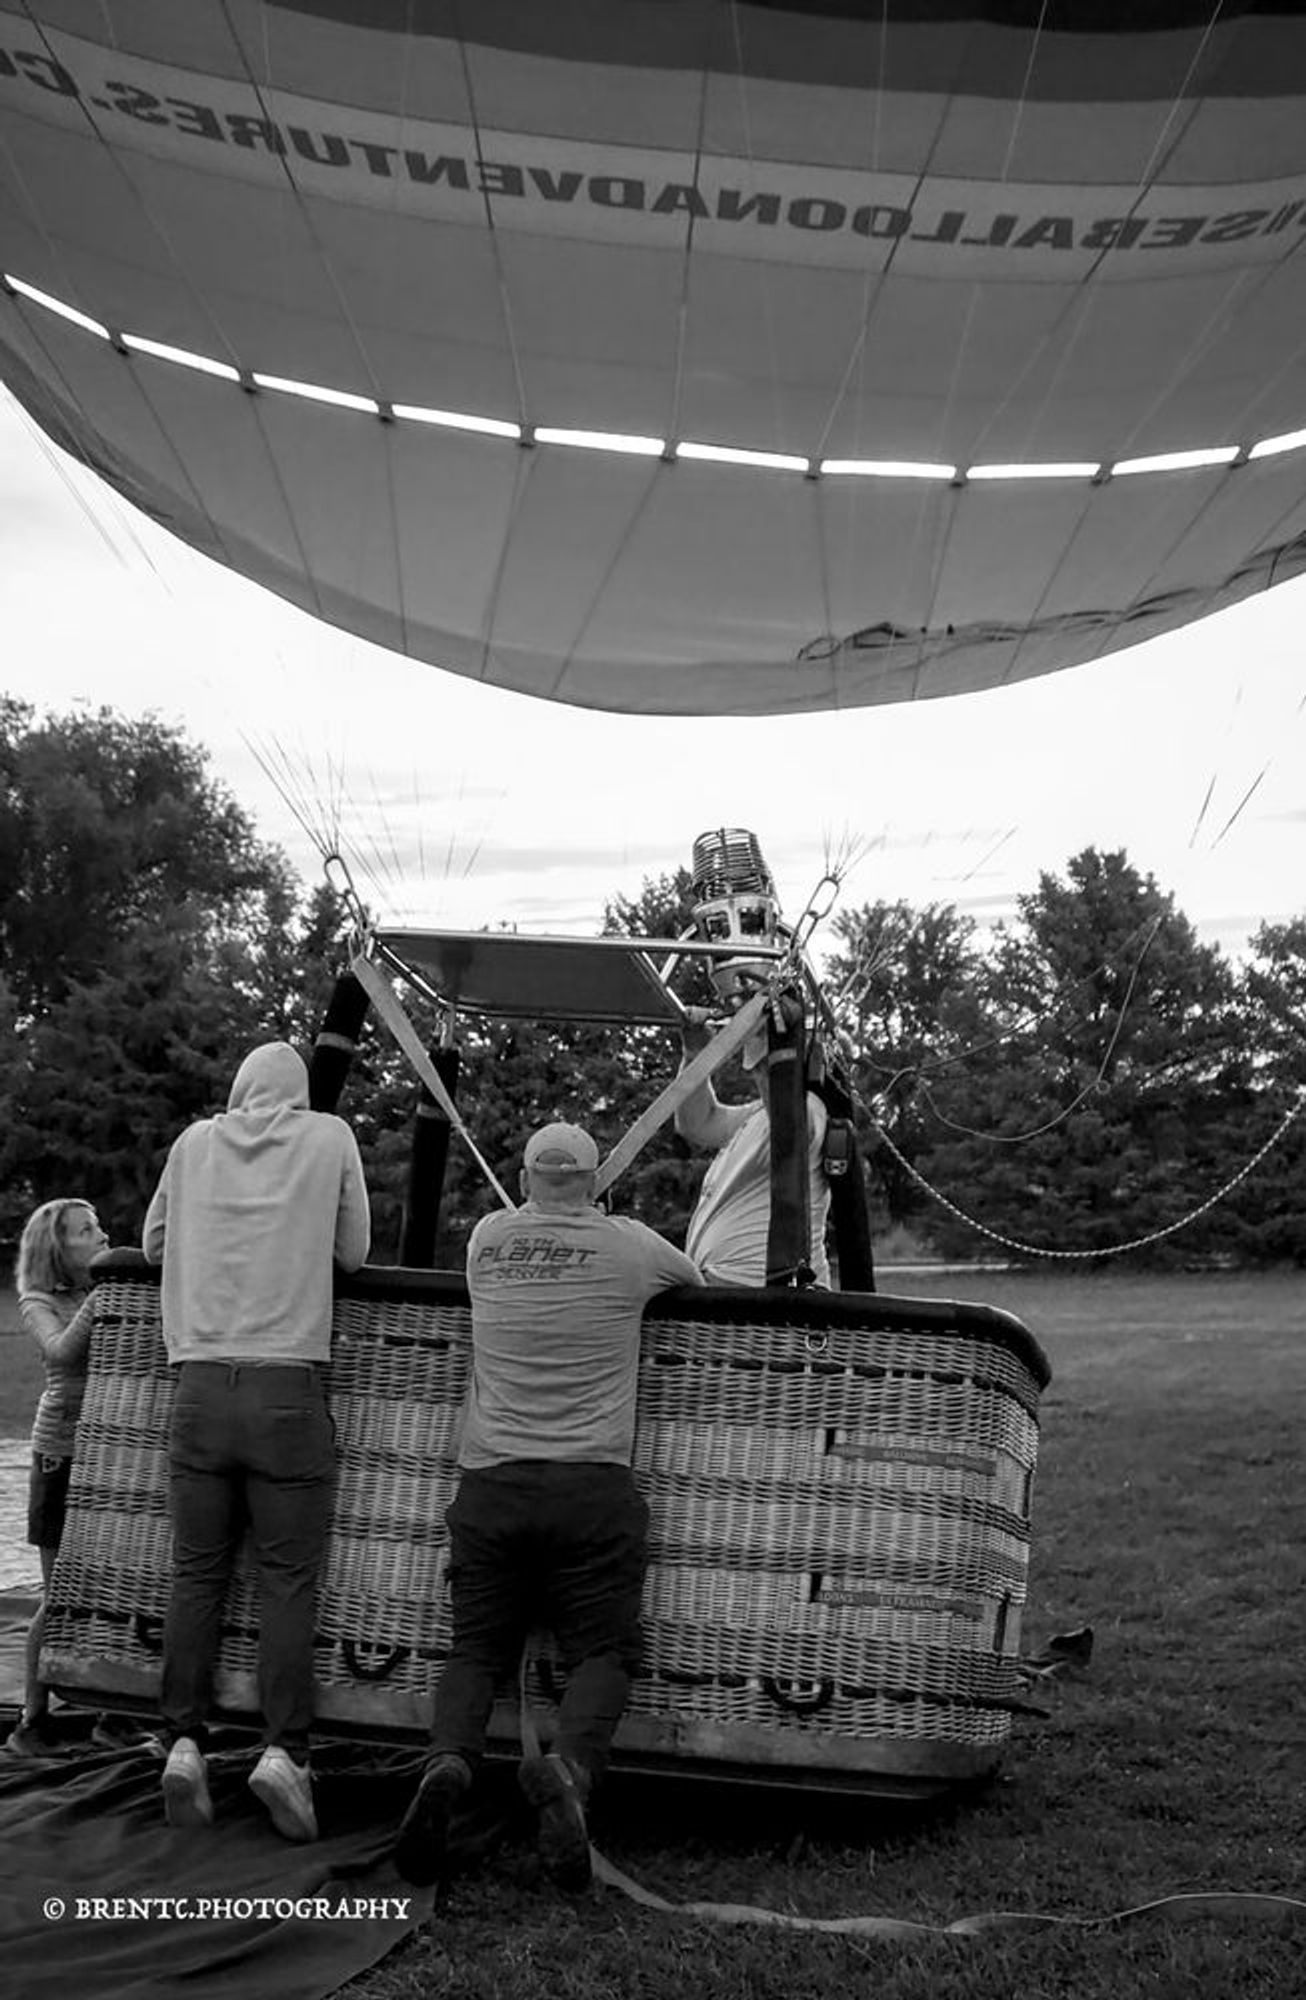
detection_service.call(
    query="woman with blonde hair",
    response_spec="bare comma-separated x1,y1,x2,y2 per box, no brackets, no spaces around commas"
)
6,1196,108,1755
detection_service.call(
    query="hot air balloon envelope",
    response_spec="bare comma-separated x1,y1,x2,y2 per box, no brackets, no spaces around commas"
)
3,2,1306,713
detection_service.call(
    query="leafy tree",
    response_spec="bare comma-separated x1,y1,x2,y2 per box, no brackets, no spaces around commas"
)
0,700,275,1017
1222,918,1306,1264
1240,916,1306,1074
7,698,1300,1278
0,704,349,1247
3,923,251,1237
825,900,983,1230
348,869,713,1264
919,850,1247,1263
602,865,697,949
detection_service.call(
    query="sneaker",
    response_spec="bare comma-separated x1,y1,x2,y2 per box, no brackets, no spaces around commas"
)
518,1752,592,1892
161,1737,213,1828
249,1745,317,1842
3,1716,64,1760
393,1753,472,1886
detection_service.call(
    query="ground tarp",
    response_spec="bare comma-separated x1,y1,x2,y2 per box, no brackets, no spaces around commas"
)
0,1732,435,2000
1,1588,433,2000
0,1591,32,1709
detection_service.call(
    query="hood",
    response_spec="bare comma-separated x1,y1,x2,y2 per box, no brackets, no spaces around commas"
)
226,1042,310,1116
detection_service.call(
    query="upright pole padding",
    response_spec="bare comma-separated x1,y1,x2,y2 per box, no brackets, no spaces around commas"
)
764,987,811,1287
308,971,371,1112
400,1046,461,1268
823,1120,876,1293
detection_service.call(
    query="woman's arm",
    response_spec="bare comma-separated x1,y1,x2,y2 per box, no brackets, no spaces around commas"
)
19,1291,96,1367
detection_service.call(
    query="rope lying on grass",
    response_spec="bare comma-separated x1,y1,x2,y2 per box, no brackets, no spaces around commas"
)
588,1852,1306,1938
516,1656,1303,1940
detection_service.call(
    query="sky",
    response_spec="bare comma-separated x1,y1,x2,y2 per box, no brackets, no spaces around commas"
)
3,383,1304,968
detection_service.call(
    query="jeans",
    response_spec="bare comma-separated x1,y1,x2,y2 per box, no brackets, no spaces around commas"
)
432,1461,649,1786
161,1360,336,1759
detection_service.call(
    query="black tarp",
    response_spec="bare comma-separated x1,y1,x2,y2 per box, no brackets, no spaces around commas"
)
0,1593,435,2000
0,1734,435,2000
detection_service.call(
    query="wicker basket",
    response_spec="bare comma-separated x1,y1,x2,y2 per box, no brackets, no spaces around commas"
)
43,1253,1049,1795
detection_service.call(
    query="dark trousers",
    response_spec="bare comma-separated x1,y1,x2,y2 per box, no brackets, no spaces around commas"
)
162,1360,336,1759
432,1461,649,1786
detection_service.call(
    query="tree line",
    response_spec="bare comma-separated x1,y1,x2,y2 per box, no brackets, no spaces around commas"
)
2,699,1302,1270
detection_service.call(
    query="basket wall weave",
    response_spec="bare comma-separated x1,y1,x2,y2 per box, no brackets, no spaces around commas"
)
43,1260,1048,1790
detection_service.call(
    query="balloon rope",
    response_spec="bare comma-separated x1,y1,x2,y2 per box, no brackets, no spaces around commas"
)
833,906,1192,1098
588,1853,1305,1939
914,914,1164,1145
594,992,771,1198
867,1085,1306,1262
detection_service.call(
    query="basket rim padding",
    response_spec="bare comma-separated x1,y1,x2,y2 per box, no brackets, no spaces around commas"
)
90,1248,1051,1389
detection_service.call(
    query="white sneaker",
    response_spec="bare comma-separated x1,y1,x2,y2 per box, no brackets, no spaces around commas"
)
249,1745,317,1842
161,1737,213,1828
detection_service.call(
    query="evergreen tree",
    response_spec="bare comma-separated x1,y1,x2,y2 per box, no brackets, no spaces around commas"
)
1223,918,1306,1264
824,900,983,1232
6,697,1300,1276
2,918,265,1238
409,872,708,1258
919,850,1246,1262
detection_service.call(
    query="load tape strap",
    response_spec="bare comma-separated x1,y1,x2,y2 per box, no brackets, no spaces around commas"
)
351,951,516,1209
594,992,769,1197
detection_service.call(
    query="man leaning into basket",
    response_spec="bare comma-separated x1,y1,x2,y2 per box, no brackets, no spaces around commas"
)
142,1040,371,1841
395,1120,701,1892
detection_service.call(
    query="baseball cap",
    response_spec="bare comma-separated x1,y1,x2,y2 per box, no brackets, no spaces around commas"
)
523,1122,599,1172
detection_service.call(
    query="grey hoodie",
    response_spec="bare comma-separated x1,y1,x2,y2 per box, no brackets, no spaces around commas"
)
143,1042,371,1362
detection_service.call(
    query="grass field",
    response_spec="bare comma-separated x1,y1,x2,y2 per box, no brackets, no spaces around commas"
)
345,1270,1305,2000
0,1285,43,1436
4,1271,1302,1995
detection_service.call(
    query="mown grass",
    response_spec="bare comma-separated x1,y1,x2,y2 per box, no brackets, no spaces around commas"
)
4,1270,1301,1992
0,1285,44,1437
344,1270,1305,2000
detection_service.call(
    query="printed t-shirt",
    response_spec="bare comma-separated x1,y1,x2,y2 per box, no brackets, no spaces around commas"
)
461,1200,701,1469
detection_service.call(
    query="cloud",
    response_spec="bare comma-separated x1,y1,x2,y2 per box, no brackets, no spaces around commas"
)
887,825,1013,853
955,891,1021,914
327,835,675,884
1194,910,1295,952
456,840,675,875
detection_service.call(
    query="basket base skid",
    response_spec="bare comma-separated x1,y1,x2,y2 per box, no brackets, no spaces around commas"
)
42,1654,999,1799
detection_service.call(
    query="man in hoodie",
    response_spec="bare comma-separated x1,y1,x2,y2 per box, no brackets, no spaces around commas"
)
142,1041,371,1841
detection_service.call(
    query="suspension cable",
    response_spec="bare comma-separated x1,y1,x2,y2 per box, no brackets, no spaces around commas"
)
866,1082,1306,1262
914,915,1165,1145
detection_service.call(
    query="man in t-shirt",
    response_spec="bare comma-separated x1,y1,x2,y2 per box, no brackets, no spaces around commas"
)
676,1012,831,1286
395,1121,701,1892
